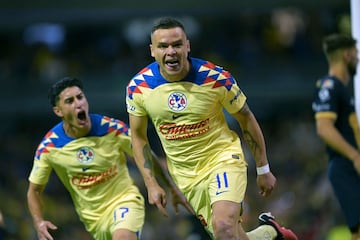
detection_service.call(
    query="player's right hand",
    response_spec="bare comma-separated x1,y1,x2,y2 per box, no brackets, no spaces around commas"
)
36,220,57,240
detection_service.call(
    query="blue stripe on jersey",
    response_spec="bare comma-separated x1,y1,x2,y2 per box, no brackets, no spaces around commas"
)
35,114,129,160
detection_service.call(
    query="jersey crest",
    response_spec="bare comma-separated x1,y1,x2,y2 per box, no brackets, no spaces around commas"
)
168,92,187,112
76,147,95,164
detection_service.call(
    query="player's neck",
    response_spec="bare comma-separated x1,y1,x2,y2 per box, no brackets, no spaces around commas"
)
329,63,350,86
63,123,91,138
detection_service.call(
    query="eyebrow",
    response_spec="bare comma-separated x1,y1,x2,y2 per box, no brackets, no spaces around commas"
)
157,39,183,46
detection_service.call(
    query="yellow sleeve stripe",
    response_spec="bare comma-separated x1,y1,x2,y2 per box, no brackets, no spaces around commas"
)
315,111,337,120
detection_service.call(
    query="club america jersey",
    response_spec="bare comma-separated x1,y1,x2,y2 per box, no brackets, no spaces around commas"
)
28,114,140,228
126,57,247,191
312,76,360,159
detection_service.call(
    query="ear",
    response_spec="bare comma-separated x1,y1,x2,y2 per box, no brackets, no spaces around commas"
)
53,106,63,118
186,39,191,53
150,44,155,57
343,49,352,62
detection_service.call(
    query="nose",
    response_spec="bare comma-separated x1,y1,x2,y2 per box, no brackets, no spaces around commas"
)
75,98,83,107
166,45,176,55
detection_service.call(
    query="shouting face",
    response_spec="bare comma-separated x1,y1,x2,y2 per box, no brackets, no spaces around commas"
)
150,27,191,82
53,86,91,138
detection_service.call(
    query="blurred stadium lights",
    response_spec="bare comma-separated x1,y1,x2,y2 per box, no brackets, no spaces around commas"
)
270,7,306,47
0,0,348,30
123,16,200,47
23,23,65,52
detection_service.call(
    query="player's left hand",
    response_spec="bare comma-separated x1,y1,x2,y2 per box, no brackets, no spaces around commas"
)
257,172,276,197
36,220,58,240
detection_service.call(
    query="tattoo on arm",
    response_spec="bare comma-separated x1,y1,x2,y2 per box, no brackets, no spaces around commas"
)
243,130,259,158
143,144,154,176
142,144,170,185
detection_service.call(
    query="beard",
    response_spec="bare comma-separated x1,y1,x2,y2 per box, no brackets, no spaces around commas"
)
348,63,357,78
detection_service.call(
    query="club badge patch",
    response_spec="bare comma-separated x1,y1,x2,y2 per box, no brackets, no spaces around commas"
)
76,147,95,164
168,92,187,112
319,88,330,102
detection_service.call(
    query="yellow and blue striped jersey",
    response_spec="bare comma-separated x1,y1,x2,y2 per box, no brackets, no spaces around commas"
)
126,57,247,192
29,114,139,231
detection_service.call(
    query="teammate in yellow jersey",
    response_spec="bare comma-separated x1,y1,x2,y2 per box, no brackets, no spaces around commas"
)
27,77,191,240
126,17,298,240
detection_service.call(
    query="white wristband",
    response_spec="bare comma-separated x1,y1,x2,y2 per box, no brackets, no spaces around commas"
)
256,164,270,175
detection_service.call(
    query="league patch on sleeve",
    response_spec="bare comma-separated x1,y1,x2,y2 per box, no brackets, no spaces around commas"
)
321,79,334,89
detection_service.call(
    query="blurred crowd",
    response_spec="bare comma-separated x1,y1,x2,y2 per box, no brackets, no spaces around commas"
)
0,4,354,240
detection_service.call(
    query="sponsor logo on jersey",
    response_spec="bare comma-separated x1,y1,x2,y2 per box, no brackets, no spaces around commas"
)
198,214,208,227
230,89,242,105
168,92,187,112
159,118,210,140
172,114,182,120
215,190,229,195
71,165,118,189
127,103,136,111
312,102,331,112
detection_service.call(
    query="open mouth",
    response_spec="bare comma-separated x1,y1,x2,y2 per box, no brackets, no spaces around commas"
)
77,111,87,122
165,59,179,68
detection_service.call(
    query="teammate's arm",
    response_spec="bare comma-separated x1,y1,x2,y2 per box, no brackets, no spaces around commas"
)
27,182,57,240
231,103,276,197
129,114,169,216
316,116,360,174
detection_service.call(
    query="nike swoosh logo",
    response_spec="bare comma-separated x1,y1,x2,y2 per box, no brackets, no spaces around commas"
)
172,115,181,120
82,167,90,172
215,190,229,195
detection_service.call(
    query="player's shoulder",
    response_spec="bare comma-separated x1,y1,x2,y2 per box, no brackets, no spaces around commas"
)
315,76,341,90
192,57,229,73
190,57,236,88
35,122,69,159
42,122,68,146
90,114,130,137
127,61,168,90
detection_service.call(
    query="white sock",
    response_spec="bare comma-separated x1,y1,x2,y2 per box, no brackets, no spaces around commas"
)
247,225,277,240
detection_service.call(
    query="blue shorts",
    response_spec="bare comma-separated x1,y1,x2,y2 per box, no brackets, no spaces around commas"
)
328,157,360,232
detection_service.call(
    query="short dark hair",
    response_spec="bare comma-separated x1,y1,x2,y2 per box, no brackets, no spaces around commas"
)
48,77,83,106
323,34,357,54
151,17,185,35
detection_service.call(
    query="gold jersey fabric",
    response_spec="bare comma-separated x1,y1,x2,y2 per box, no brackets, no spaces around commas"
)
28,114,144,237
127,57,247,192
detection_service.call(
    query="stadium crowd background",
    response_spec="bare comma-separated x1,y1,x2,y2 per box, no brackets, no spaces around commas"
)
0,2,355,239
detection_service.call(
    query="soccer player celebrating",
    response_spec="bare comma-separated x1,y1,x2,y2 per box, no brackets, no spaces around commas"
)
312,34,360,239
126,17,297,240
27,77,190,240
